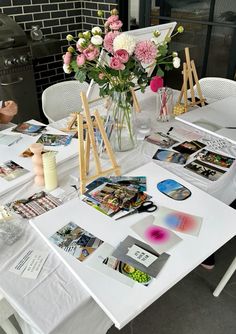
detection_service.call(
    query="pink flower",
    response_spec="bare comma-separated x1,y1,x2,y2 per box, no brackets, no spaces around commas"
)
76,54,86,66
150,76,164,92
135,40,157,64
106,15,119,24
114,49,129,63
63,52,71,65
109,20,123,30
110,57,125,70
83,45,99,61
104,31,120,53
76,42,84,53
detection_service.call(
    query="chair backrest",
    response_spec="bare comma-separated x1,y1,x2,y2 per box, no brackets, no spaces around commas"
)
42,80,89,123
195,77,236,103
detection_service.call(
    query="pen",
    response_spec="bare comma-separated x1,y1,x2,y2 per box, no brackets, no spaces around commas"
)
167,127,173,135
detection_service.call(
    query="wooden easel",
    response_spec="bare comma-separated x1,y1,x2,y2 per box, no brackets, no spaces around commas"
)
78,92,121,194
178,47,206,112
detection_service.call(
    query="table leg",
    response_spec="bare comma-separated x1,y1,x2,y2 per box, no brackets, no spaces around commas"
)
213,256,236,297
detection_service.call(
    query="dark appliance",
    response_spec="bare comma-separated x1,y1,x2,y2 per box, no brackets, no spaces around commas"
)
0,14,40,123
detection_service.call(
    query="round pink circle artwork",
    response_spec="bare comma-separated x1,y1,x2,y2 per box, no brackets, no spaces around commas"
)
144,226,169,244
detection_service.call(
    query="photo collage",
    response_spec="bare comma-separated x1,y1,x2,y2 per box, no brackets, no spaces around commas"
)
146,130,235,181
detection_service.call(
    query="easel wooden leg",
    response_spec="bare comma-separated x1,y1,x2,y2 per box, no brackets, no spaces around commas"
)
185,47,195,104
78,114,86,195
191,60,205,106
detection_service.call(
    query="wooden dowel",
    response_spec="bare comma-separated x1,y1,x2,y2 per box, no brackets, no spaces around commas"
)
183,62,188,108
77,114,86,194
85,130,90,174
191,60,205,107
94,110,121,176
185,47,195,103
80,92,102,175
130,88,141,113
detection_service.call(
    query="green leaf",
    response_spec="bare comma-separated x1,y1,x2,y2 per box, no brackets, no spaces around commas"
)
74,70,86,82
156,67,164,77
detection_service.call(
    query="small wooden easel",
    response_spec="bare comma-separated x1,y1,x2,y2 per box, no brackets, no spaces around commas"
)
77,92,121,194
177,47,206,113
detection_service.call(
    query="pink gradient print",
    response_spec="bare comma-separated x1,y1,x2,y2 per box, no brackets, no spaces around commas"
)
144,226,170,244
165,213,196,232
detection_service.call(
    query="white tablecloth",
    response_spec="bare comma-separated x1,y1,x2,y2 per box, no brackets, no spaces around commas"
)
0,87,236,333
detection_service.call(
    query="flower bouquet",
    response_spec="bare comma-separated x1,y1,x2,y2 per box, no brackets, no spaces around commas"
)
63,9,183,151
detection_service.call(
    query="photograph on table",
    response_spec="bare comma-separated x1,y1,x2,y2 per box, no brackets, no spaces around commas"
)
145,131,178,148
153,206,202,237
184,159,226,181
0,160,29,181
156,179,191,201
153,149,189,165
49,221,103,262
196,149,235,169
12,122,47,136
131,216,182,254
112,235,170,277
36,133,73,146
102,255,154,287
172,140,206,155
7,191,62,219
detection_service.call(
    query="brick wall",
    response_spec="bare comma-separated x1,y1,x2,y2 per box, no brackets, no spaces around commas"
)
0,0,118,119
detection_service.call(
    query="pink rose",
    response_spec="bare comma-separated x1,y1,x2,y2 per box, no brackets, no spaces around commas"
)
76,54,86,66
114,49,129,63
63,52,71,65
109,20,123,30
104,31,120,53
76,42,84,53
83,45,99,61
106,15,119,24
150,76,164,92
110,57,125,70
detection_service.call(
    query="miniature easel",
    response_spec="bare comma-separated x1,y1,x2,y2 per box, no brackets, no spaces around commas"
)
78,91,121,194
177,47,206,112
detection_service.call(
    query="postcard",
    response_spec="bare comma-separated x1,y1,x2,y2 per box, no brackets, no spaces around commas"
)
196,149,235,169
37,134,73,146
173,140,206,155
12,122,47,136
153,149,189,165
0,160,29,181
103,256,153,286
154,206,202,237
0,134,21,146
7,191,62,219
184,159,226,181
49,221,103,262
145,132,178,148
131,215,182,254
112,235,170,277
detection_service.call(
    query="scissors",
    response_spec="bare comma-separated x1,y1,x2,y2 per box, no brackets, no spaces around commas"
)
115,201,157,220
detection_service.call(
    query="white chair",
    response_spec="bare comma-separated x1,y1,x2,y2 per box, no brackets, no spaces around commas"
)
42,80,89,123
194,77,236,103
0,293,20,333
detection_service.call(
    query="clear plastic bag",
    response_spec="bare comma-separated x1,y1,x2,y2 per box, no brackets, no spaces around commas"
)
0,206,25,245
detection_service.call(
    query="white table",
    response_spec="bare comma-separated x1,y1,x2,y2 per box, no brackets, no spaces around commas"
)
0,88,236,333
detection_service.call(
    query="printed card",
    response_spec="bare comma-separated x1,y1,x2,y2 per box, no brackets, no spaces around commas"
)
145,132,178,148
196,149,235,169
173,140,206,155
37,134,73,146
12,122,46,136
131,216,182,254
154,206,202,236
49,222,103,262
153,149,189,165
0,160,29,181
184,159,226,181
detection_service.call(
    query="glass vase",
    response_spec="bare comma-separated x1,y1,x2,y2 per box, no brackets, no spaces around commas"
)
105,91,137,152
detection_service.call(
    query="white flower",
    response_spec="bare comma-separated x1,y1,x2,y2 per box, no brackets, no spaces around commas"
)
92,26,102,35
173,56,181,68
63,64,72,74
78,38,86,47
172,51,178,57
91,35,103,46
113,33,136,55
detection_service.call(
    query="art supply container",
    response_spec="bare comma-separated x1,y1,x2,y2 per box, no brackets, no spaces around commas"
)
157,87,173,122
30,143,45,186
42,152,58,191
